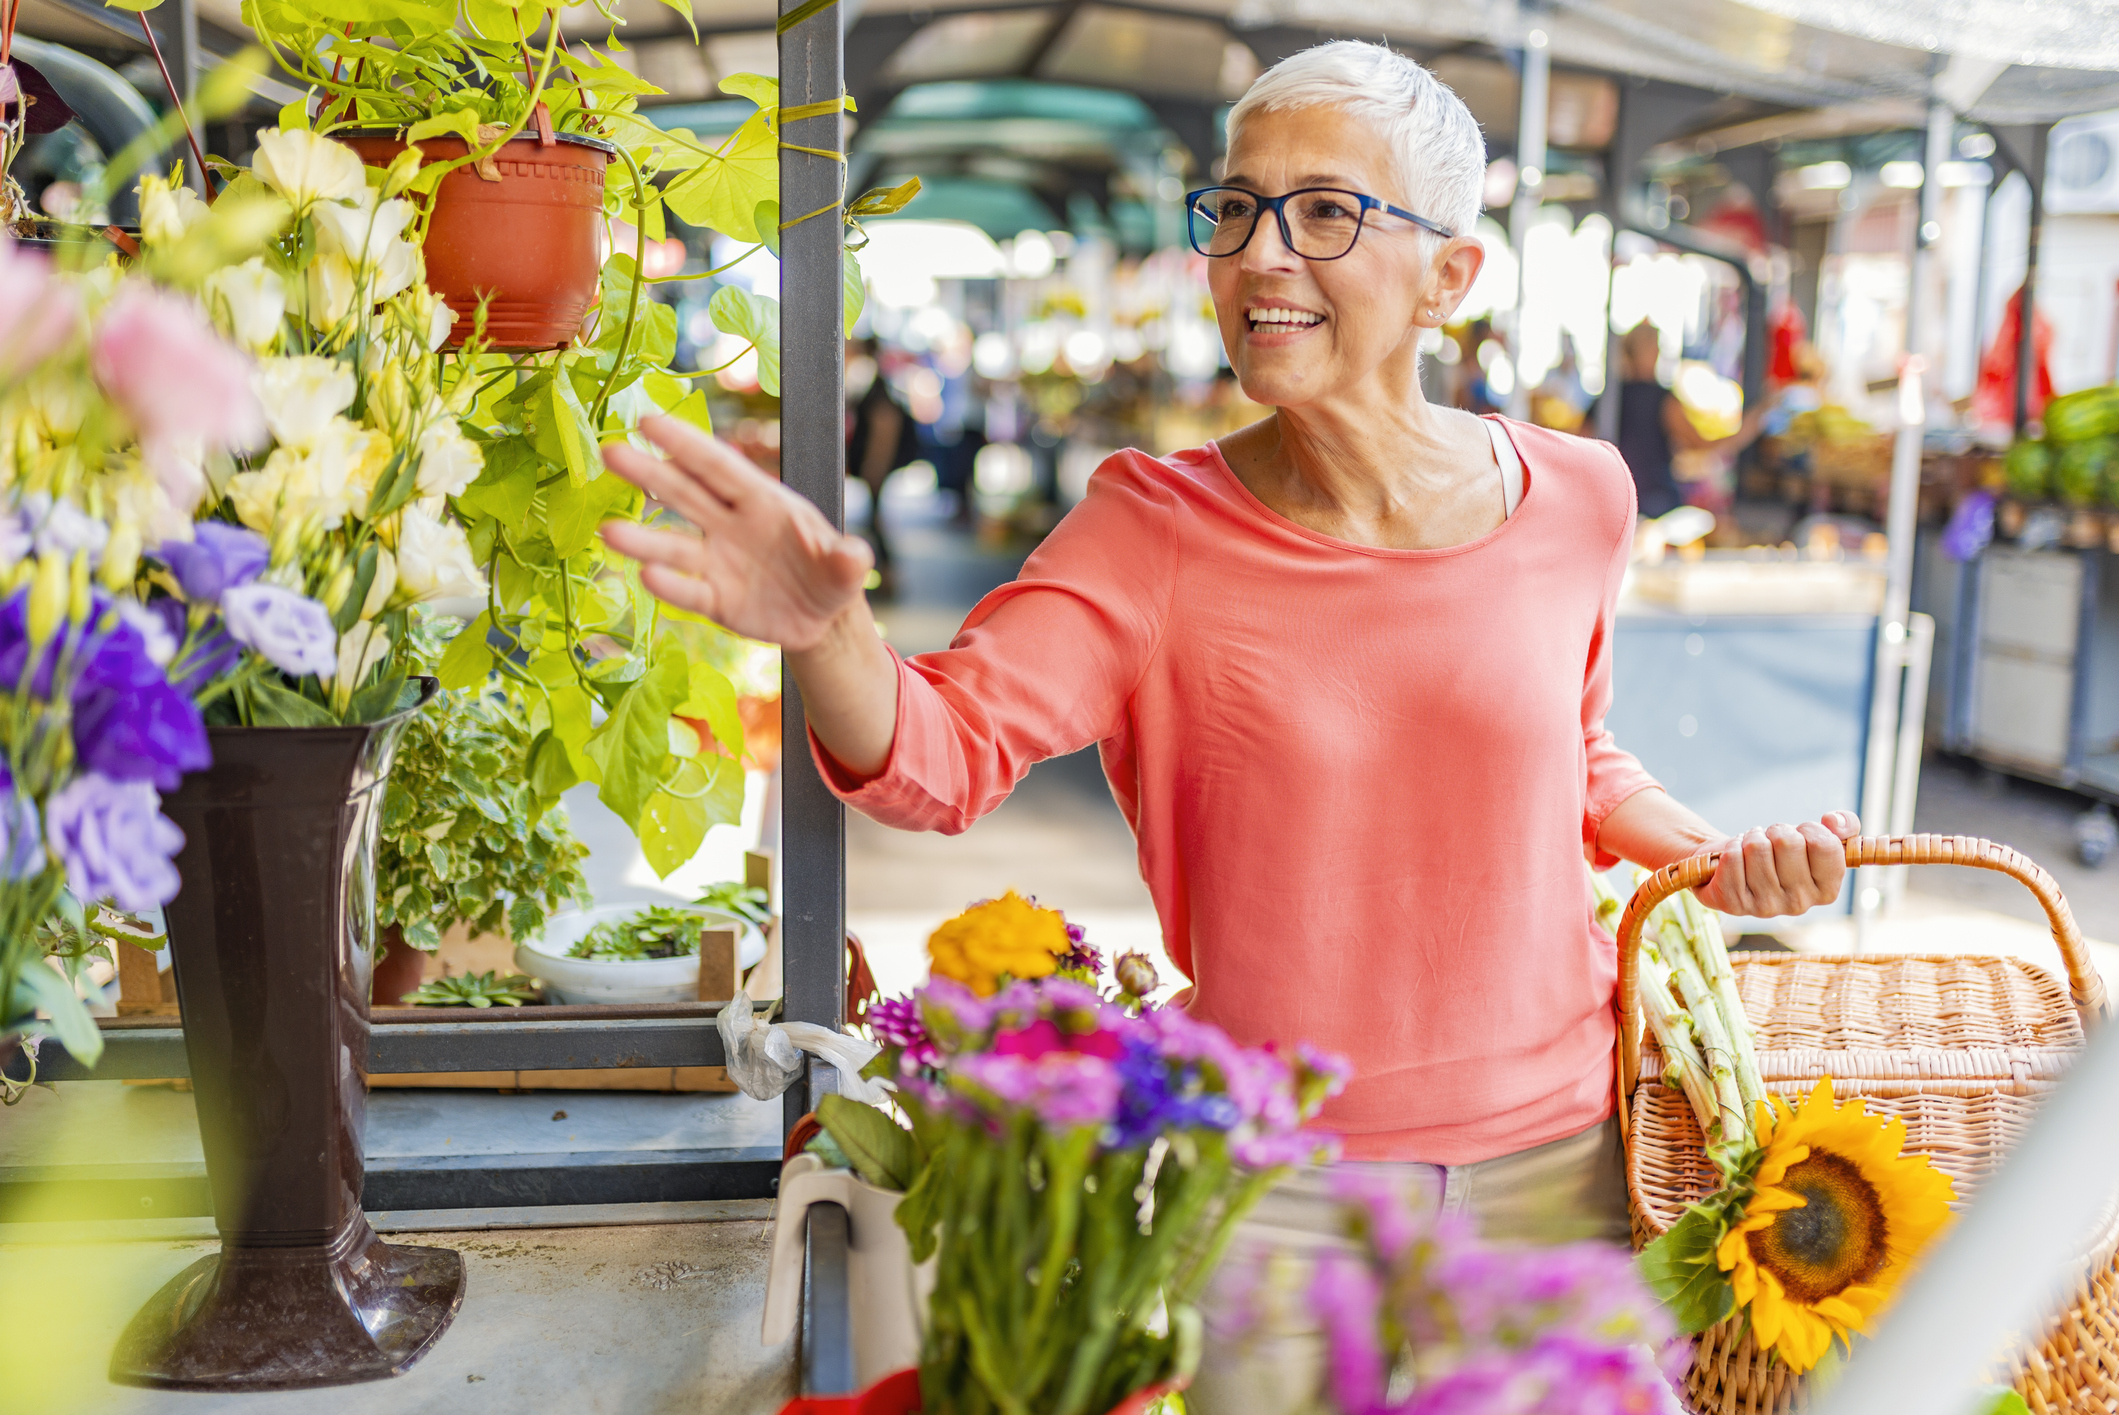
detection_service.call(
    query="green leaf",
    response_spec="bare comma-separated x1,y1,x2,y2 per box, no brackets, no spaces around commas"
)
406,108,483,147
543,374,600,488
14,962,103,1065
459,449,539,533
717,72,777,110
755,199,780,257
896,1155,944,1262
278,96,312,131
347,671,409,725
660,108,776,242
366,447,418,521
1638,1206,1737,1335
848,176,921,219
668,389,713,435
547,471,639,560
437,613,495,690
582,635,689,827
708,285,780,396
334,544,380,634
640,777,707,878
842,246,866,336
817,1092,917,1192
674,660,743,759
1975,1390,2032,1415
249,677,340,727
526,727,580,797
102,0,165,12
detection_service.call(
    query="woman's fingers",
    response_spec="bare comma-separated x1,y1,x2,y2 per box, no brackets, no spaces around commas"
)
639,562,722,621
603,440,738,533
599,518,711,574
1700,812,1861,917
639,415,769,508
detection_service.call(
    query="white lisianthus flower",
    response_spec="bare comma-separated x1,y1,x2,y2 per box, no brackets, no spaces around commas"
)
304,253,358,330
311,195,415,267
204,258,287,352
343,423,392,513
360,546,397,620
139,175,210,246
393,504,486,602
326,619,392,689
228,417,367,533
413,417,482,499
251,128,368,212
426,299,456,352
253,355,356,451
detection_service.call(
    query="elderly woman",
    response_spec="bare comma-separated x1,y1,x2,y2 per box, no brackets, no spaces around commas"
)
602,39,1854,1394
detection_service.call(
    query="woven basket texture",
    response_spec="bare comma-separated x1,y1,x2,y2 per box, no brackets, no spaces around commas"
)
1617,837,2119,1414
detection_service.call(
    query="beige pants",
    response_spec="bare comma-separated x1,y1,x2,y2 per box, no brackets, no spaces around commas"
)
1189,1117,1629,1415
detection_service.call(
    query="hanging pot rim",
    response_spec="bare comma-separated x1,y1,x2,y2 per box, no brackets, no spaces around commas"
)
335,126,619,157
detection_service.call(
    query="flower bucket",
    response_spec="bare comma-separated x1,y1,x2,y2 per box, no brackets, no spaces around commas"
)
764,1154,934,1389
369,923,428,1007
109,681,466,1391
339,129,613,352
778,1369,1180,1415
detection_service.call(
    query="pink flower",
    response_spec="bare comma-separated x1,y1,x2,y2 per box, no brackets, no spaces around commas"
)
91,283,264,452
993,1017,1126,1062
0,235,82,380
951,1051,1122,1130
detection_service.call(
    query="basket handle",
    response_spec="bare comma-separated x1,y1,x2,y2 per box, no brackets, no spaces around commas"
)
1614,834,2108,1107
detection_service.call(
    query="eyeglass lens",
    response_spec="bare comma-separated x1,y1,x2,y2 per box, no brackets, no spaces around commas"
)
1188,189,1367,259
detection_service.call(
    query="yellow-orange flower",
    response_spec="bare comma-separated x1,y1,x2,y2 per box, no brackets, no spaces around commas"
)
926,891,1070,997
1716,1079,1955,1371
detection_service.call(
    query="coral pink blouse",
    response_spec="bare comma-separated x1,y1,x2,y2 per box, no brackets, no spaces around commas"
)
814,419,1658,1163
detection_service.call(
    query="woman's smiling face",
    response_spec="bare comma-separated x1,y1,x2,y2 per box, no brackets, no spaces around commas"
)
1207,104,1482,411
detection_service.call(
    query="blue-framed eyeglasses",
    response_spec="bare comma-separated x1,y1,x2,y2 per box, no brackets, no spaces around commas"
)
1184,186,1456,260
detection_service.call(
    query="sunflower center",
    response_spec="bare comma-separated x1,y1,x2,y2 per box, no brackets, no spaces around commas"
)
1748,1151,1890,1304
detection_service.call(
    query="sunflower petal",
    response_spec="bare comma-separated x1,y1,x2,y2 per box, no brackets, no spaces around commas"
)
1811,1295,1871,1333
1745,1185,1809,1215
1749,1272,1787,1348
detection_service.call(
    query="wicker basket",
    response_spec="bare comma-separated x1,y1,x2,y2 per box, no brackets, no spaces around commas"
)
1615,835,2117,1415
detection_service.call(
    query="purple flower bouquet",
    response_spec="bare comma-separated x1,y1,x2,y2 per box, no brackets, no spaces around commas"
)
1218,1170,1683,1415
859,961,1349,1415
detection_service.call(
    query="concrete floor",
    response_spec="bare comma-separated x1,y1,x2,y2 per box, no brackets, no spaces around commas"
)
0,1215,793,1415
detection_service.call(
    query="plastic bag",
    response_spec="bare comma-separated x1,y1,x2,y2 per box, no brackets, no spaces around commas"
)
717,993,890,1105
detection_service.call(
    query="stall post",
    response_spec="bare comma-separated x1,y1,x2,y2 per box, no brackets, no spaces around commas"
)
778,0,849,1136
1855,90,1952,942
1506,0,1551,421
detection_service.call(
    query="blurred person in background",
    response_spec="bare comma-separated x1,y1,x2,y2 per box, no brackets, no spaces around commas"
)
605,43,1855,1411
1613,319,1772,517
846,337,919,596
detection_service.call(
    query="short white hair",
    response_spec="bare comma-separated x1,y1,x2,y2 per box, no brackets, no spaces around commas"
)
1225,40,1486,243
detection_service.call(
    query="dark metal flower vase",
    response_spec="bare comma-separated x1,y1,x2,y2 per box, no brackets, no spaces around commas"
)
110,680,464,1391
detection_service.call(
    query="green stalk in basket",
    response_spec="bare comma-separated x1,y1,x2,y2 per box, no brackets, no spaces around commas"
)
1636,946,1719,1137
1648,925,1747,1144
1673,889,1766,1134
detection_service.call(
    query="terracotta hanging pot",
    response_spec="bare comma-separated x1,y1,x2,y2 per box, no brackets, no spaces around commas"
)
369,923,429,1007
341,128,615,352
109,681,463,1391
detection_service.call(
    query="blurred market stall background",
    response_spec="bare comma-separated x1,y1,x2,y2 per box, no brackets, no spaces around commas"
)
13,0,2119,1075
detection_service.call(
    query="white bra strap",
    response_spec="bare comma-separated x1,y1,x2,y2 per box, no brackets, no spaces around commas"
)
1484,418,1525,519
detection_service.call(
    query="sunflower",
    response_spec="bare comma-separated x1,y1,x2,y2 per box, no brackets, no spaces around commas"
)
1714,1079,1955,1371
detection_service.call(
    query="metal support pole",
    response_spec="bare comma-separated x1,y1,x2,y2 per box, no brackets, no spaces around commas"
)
2013,125,2050,432
1854,93,1949,946
1505,6,1550,421
778,0,848,1138
172,0,203,195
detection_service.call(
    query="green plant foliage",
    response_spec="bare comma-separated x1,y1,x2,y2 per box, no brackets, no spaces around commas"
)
815,1092,917,1191
694,880,770,929
376,618,591,952
405,970,539,1007
568,902,721,960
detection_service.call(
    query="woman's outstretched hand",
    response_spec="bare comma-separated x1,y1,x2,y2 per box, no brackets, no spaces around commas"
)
598,416,874,652
1693,810,1863,917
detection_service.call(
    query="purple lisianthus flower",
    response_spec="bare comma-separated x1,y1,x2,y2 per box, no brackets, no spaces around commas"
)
22,492,109,566
0,589,210,790
158,522,270,605
222,582,337,677
0,765,44,881
1231,1127,1338,1170
1111,1035,1240,1148
45,771,184,912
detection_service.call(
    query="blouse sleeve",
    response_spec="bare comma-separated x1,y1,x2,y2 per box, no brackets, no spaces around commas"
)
1581,444,1660,868
809,453,1178,835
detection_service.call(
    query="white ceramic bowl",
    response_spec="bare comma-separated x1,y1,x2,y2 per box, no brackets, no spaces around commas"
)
514,902,766,1005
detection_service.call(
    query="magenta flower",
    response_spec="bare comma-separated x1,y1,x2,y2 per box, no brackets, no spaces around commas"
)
1329,1168,1427,1264
869,994,940,1069
91,283,264,452
0,235,81,380
952,1051,1122,1130
1313,1248,1389,1414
